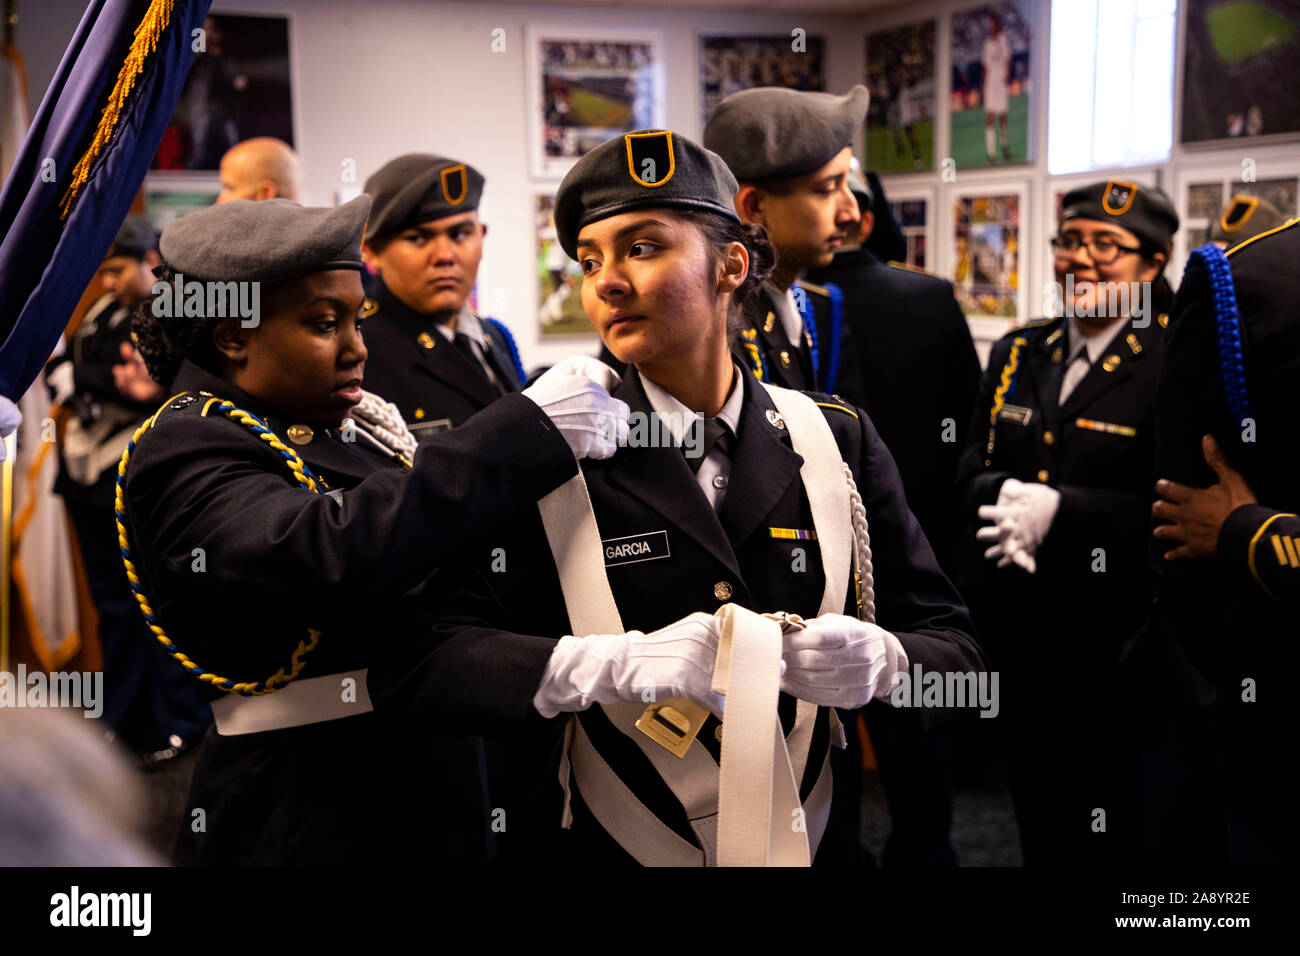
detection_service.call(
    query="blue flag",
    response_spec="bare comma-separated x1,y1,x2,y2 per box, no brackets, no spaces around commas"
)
0,0,212,400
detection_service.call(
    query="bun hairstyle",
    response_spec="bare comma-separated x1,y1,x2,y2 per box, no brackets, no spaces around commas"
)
674,208,776,338
128,258,223,389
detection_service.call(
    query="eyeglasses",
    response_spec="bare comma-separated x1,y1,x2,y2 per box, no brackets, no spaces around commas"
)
1050,234,1143,265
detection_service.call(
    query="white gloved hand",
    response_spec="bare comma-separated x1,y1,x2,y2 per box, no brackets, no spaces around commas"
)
0,396,21,463
976,478,1061,574
523,355,630,461
779,612,909,709
533,611,726,718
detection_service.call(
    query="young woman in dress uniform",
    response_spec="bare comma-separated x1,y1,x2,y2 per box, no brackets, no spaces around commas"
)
431,131,985,867
116,195,737,866
955,180,1180,866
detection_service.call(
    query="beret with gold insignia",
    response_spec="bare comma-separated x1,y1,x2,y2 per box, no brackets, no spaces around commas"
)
1060,180,1179,251
364,154,485,242
553,129,739,260
1208,194,1286,246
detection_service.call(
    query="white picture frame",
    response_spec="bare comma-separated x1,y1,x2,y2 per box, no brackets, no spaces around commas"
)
945,178,1030,347
525,25,666,181
882,183,936,272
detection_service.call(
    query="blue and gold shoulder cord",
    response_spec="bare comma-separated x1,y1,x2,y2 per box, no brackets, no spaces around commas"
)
114,393,326,696
984,336,1028,465
484,316,527,385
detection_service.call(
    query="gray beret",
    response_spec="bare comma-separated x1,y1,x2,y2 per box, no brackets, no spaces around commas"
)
364,154,485,241
1060,180,1179,251
105,215,158,260
704,85,870,183
1208,194,1287,245
553,129,739,261
159,196,371,283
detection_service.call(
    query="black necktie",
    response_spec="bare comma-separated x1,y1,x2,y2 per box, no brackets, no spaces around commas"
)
684,417,734,474
452,331,500,388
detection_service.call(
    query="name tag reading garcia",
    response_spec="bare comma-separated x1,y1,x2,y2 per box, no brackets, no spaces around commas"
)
602,530,671,567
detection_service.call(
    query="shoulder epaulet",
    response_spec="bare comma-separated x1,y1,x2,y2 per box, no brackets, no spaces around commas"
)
359,296,379,318
795,279,831,298
1226,215,1300,258
812,393,860,421
885,260,934,277
1002,316,1057,338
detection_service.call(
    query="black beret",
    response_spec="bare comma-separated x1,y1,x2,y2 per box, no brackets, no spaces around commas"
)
1208,194,1287,245
1060,180,1179,251
104,215,158,260
364,154,485,241
703,85,870,183
553,129,739,260
159,196,371,283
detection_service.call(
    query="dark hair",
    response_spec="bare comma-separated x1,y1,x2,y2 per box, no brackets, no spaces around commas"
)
672,209,776,340
1139,244,1176,322
129,258,224,389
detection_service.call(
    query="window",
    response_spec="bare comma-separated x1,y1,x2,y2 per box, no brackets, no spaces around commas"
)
1048,0,1176,175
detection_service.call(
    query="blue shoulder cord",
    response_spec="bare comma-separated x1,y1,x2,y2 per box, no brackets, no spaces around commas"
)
484,317,527,387
1184,243,1252,440
791,285,821,389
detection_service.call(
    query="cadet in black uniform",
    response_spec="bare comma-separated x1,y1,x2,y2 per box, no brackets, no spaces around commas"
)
360,154,524,438
119,196,653,865
704,87,870,397
45,216,210,763
955,180,1179,866
1138,217,1300,865
807,168,980,867
433,130,986,867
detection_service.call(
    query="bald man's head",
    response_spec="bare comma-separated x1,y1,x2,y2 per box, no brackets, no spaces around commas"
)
217,137,303,204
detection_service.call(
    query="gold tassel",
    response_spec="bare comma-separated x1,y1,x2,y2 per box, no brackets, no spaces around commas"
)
58,0,175,220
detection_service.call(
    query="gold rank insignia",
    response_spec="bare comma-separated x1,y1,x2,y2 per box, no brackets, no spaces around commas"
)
417,332,436,349
1102,354,1122,372
287,424,314,444
1126,333,1142,355
1045,328,1064,346
779,350,791,368
763,311,776,334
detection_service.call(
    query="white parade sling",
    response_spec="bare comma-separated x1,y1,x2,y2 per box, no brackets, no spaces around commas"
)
536,382,873,866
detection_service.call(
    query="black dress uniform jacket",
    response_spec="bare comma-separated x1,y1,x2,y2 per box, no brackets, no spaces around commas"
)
1135,220,1300,864
360,277,521,437
955,313,1166,863
120,360,577,865
806,249,981,575
439,364,985,866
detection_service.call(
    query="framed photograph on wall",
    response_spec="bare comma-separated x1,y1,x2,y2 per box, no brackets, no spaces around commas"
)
884,184,936,271
535,193,595,337
151,13,294,171
526,26,665,180
699,34,825,129
1172,160,1300,275
864,20,936,174
143,174,220,231
949,0,1035,170
1179,0,1300,147
949,182,1028,343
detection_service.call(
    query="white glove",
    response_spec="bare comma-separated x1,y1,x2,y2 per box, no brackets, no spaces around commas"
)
779,612,909,709
533,611,726,718
0,396,20,463
976,478,1061,574
523,355,630,461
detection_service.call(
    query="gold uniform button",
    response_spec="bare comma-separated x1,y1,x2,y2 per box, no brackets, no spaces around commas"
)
413,408,426,420
1051,346,1063,363
287,424,314,445
779,350,791,368
1037,469,1049,482
417,332,436,349
713,581,733,601
1043,430,1055,446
